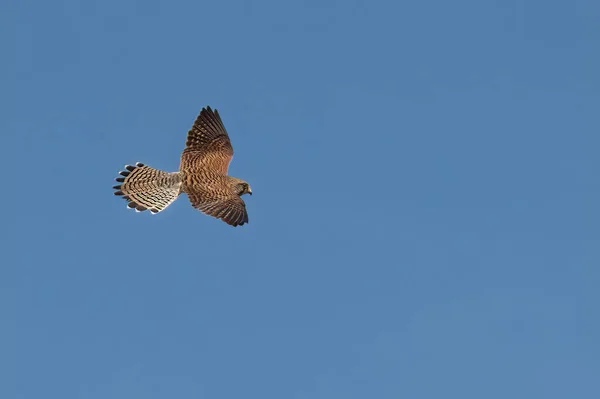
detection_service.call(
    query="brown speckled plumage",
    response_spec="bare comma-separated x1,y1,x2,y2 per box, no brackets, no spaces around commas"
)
113,106,251,227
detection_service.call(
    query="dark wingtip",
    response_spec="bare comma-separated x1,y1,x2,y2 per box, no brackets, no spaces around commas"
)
113,185,122,190
127,202,137,209
203,105,219,116
114,191,123,196
119,171,130,177
135,162,145,167
115,177,125,183
125,165,136,172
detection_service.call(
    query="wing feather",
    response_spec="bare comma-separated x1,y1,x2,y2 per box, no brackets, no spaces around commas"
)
180,106,234,175
187,188,249,227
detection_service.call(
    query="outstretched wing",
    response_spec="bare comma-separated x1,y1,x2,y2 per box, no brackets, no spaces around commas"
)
187,188,249,227
180,106,233,175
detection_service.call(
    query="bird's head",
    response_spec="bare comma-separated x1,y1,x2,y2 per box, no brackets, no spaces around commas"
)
231,178,252,197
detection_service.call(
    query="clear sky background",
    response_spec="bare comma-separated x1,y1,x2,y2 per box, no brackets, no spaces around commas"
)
2,0,598,398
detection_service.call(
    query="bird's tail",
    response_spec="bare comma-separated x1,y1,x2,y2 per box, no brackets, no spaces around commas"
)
113,162,182,214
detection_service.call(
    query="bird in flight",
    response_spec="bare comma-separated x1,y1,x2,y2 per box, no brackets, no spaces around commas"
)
113,106,252,227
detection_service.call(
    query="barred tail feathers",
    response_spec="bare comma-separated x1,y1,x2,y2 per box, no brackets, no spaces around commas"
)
113,162,181,214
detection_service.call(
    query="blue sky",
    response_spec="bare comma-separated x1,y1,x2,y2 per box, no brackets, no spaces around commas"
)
2,0,598,398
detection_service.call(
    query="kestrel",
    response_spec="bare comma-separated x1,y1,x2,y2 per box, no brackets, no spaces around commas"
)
113,106,252,227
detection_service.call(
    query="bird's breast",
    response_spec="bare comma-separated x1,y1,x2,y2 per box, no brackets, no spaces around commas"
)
180,172,229,194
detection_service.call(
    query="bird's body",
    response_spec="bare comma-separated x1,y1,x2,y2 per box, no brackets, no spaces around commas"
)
113,107,252,226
